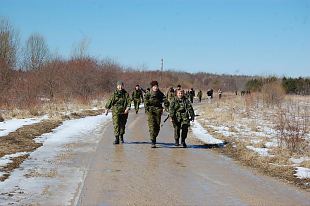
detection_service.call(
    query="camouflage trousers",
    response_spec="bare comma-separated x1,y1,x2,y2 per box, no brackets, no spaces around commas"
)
173,122,189,142
190,96,194,103
112,112,128,136
133,99,141,112
146,109,162,142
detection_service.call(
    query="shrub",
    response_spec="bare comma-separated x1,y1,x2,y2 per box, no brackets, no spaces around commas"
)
275,103,309,154
261,81,285,106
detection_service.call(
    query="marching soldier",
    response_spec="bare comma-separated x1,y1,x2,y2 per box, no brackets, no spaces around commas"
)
131,84,144,114
189,88,195,103
166,87,175,103
169,89,195,148
105,81,131,144
144,88,150,113
218,88,222,99
197,90,202,102
144,80,169,148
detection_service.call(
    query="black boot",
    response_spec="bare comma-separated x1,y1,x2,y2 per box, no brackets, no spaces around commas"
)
181,139,187,148
151,140,156,148
175,139,180,146
120,134,124,143
113,136,119,144
136,110,138,114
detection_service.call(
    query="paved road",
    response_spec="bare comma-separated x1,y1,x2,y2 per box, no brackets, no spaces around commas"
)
75,109,310,206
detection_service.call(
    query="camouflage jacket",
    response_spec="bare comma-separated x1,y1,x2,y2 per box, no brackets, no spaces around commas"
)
105,89,131,113
166,91,176,102
144,90,169,112
189,90,195,97
169,97,195,125
197,91,202,98
131,89,144,101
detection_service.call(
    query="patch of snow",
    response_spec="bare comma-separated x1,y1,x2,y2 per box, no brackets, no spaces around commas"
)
246,146,273,157
294,167,310,179
207,125,232,137
262,126,277,136
250,139,262,144
253,131,268,137
0,115,48,137
191,121,224,144
0,114,112,205
265,140,278,148
290,157,310,164
214,108,226,113
0,152,29,168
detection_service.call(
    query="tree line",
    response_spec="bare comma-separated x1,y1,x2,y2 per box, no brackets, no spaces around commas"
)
1,17,308,109
246,77,310,95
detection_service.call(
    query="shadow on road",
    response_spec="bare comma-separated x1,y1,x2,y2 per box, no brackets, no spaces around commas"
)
125,141,227,149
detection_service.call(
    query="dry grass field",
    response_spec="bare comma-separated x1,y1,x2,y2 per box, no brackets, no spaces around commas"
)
195,92,310,189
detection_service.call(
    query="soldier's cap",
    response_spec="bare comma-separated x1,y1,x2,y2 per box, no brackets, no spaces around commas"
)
150,80,158,87
136,84,139,87
116,80,124,86
177,84,181,88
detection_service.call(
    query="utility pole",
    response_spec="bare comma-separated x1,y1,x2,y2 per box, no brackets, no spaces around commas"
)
160,58,163,83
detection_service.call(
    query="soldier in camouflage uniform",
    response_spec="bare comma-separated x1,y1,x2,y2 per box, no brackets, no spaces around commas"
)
105,81,131,144
131,84,144,114
197,90,202,102
166,87,175,103
189,88,195,103
169,89,195,148
144,81,169,148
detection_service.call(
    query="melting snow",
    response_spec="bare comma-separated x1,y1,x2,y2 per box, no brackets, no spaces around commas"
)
0,115,48,137
246,146,273,157
191,121,224,144
0,152,29,168
0,114,111,205
294,167,310,179
290,157,310,164
265,140,278,148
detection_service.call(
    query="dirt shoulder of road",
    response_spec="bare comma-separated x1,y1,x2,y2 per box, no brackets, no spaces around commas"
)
0,109,105,182
214,140,309,191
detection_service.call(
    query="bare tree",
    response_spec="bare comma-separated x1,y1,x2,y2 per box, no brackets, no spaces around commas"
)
23,33,49,70
0,17,19,69
71,37,91,59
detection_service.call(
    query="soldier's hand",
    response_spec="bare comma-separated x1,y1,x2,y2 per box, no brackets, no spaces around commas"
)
105,109,109,116
124,108,129,114
191,117,195,122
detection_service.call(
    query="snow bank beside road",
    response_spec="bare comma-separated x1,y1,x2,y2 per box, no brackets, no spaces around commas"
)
0,115,48,137
0,114,111,205
191,120,224,145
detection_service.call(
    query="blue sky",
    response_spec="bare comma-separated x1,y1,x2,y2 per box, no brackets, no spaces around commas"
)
1,0,309,77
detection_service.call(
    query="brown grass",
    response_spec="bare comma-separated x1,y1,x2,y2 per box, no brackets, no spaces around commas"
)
195,94,310,190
